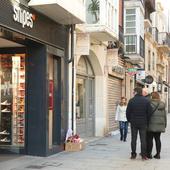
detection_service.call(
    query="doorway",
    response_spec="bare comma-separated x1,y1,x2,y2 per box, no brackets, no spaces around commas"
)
76,56,95,137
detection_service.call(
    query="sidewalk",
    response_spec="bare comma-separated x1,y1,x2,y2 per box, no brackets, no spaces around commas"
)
0,114,170,170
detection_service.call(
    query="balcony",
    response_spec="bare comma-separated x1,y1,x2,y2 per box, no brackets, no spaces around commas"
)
28,0,85,24
124,35,144,64
157,32,170,52
152,27,158,43
145,27,158,43
145,27,152,38
125,0,144,5
144,19,152,28
144,0,155,28
85,0,118,41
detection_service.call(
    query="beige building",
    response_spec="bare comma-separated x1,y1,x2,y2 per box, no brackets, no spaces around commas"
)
74,0,123,138
150,1,170,110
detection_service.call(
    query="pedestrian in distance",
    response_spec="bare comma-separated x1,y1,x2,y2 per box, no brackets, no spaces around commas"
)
147,92,167,159
115,97,128,142
126,87,152,160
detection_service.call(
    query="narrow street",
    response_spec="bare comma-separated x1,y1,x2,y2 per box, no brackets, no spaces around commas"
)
0,114,170,170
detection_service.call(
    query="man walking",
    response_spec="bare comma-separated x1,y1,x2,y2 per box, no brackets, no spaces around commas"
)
126,87,152,160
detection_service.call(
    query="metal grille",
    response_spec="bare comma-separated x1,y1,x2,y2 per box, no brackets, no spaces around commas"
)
107,76,122,132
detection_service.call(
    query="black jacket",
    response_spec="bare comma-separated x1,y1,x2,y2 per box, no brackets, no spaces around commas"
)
126,94,152,127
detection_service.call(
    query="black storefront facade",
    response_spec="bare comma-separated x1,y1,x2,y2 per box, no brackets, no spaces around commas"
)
0,0,69,156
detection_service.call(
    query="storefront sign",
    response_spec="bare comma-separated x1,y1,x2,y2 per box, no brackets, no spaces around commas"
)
13,5,35,28
136,70,145,81
112,66,125,74
0,0,68,48
127,68,137,76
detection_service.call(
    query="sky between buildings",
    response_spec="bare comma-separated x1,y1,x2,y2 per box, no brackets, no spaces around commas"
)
159,0,170,32
156,0,170,32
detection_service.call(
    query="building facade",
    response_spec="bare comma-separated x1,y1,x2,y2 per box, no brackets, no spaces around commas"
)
124,0,145,88
151,1,170,111
75,0,123,137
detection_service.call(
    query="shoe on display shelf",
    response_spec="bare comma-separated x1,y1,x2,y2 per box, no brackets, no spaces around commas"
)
0,137,10,143
17,114,24,118
1,108,11,112
17,118,24,122
18,122,24,127
0,130,10,135
18,106,24,113
1,100,11,105
19,88,25,91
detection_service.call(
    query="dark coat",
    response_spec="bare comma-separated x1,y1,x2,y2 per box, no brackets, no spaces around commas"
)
126,94,152,127
148,100,167,132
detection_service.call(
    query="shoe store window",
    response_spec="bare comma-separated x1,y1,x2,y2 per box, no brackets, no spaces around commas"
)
0,54,25,147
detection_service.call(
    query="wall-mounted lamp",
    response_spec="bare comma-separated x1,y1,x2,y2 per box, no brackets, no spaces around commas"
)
157,83,162,92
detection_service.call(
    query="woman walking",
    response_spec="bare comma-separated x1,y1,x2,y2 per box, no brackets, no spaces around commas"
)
115,97,128,142
147,92,167,159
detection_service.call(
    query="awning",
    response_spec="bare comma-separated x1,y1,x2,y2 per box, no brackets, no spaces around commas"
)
28,0,85,25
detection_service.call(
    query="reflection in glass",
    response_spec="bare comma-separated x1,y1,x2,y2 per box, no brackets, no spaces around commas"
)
76,78,85,119
86,0,100,24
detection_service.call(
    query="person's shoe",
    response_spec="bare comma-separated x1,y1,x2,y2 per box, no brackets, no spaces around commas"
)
154,153,160,159
130,153,136,159
142,156,149,160
120,136,123,141
147,154,152,159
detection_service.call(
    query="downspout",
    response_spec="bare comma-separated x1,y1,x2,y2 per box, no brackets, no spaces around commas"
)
68,24,75,132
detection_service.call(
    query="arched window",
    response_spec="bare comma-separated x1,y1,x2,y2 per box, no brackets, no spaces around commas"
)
77,56,94,77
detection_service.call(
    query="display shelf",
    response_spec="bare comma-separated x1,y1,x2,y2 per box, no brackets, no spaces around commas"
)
0,54,25,147
11,56,25,146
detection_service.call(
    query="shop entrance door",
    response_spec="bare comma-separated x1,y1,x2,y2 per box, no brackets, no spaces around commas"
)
53,57,62,146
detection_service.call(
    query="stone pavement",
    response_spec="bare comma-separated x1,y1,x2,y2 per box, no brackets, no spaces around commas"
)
0,114,170,170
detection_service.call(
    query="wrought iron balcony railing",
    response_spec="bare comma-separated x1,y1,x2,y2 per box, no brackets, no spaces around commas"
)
158,32,170,47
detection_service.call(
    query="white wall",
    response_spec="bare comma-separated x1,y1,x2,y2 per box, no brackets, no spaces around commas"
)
89,44,107,136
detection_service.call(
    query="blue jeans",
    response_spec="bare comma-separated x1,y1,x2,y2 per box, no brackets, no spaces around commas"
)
119,121,128,141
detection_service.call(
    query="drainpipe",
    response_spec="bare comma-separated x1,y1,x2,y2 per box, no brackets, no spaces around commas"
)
68,24,75,132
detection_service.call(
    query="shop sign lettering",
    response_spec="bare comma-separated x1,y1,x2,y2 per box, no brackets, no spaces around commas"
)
13,5,35,28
